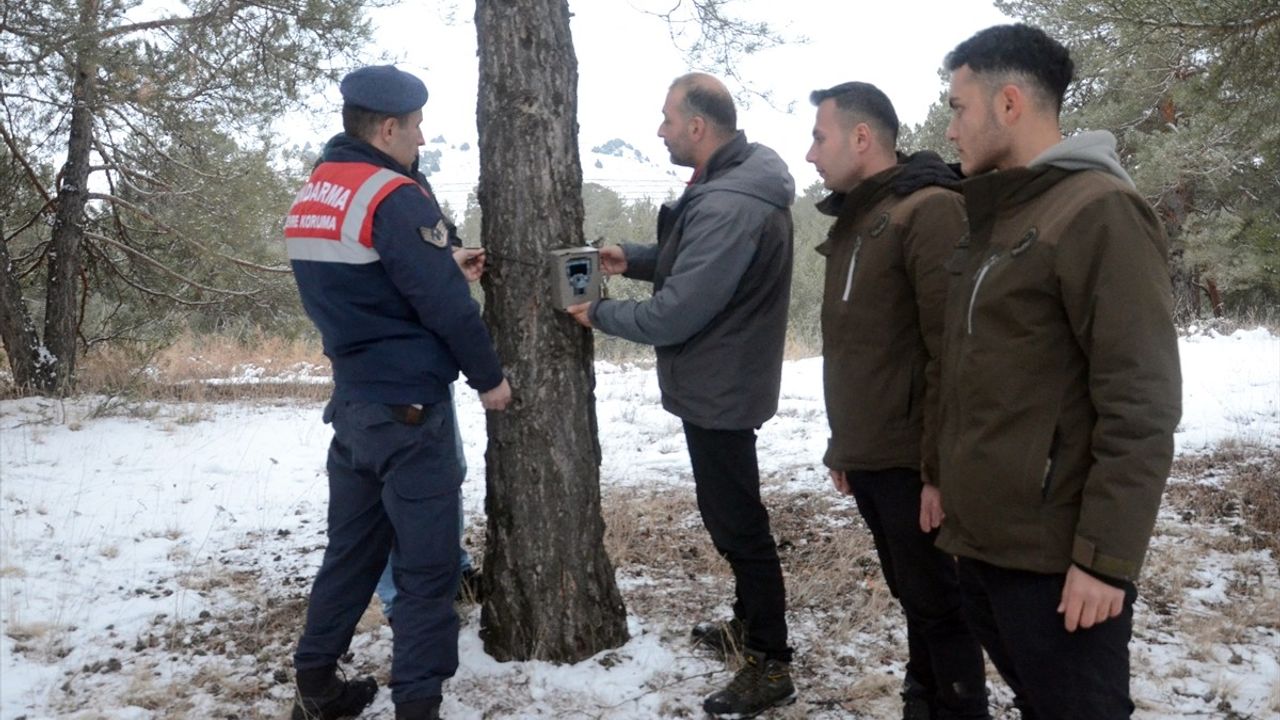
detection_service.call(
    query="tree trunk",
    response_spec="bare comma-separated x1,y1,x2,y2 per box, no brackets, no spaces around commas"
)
474,0,629,662
1202,277,1225,318
0,225,55,391
41,0,99,395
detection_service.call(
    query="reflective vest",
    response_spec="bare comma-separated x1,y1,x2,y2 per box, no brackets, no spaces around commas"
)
284,162,425,264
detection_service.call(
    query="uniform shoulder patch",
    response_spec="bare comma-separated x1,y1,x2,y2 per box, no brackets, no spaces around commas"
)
419,220,449,248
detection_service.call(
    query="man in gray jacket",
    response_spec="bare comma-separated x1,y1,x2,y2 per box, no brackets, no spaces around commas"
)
566,72,796,719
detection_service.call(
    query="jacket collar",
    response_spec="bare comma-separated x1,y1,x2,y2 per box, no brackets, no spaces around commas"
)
321,133,413,176
961,164,1071,230
694,130,751,185
816,164,901,219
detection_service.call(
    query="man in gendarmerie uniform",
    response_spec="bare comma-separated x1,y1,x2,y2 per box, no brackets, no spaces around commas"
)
938,25,1182,719
806,81,990,720
285,65,512,720
566,72,796,719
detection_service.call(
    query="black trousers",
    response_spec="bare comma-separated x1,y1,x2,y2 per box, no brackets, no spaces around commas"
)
958,558,1137,720
683,421,792,662
849,469,989,719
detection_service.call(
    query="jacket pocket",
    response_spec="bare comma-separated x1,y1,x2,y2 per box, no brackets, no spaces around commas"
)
384,402,461,500
336,401,453,486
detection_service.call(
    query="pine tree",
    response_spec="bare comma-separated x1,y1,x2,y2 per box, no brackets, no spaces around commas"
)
474,0,630,662
0,0,372,393
998,0,1280,317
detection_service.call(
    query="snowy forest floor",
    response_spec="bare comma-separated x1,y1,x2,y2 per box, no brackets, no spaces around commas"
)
2,329,1278,719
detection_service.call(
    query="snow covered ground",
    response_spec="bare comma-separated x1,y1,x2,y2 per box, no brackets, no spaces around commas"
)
1,328,1277,719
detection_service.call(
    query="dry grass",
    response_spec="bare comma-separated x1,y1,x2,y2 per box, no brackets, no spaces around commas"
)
783,337,819,361
1167,441,1280,560
47,331,335,409
25,480,908,718
4,620,72,663
18,439,1278,718
600,478,910,716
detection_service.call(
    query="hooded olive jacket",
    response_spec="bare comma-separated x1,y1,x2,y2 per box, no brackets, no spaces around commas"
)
936,131,1182,582
817,166,964,482
591,132,795,429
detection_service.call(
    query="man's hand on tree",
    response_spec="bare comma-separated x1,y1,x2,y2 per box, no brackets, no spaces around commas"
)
480,378,512,411
565,302,592,328
453,247,486,283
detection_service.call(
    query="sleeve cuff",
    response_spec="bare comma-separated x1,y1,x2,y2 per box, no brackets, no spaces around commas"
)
1071,535,1139,583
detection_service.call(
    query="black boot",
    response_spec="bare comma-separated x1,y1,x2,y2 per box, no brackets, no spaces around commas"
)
702,648,797,719
901,673,933,720
396,695,442,720
291,665,378,720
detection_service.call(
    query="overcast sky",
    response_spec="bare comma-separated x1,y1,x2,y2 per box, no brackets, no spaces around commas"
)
290,0,1011,191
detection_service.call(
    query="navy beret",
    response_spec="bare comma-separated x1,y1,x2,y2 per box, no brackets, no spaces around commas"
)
339,65,428,115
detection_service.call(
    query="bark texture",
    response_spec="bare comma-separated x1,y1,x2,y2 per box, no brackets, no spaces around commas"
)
0,229,52,390
40,0,100,394
474,0,629,662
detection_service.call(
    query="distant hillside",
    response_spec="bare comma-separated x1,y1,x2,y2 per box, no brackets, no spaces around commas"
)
421,135,685,213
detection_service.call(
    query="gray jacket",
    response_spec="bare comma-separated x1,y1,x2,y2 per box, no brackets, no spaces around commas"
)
591,131,795,429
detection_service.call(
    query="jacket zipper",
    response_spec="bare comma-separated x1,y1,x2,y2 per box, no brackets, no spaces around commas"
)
966,253,1001,335
841,236,863,302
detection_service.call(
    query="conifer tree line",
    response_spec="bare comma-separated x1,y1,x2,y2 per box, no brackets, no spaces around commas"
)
905,0,1280,320
0,0,371,393
2,0,1277,395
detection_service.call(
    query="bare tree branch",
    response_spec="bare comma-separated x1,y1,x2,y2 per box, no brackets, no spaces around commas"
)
87,191,291,274
84,239,227,307
85,230,262,297
641,0,800,109
0,117,53,204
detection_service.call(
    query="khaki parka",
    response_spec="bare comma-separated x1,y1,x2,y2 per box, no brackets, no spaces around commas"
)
817,165,965,484
936,134,1182,582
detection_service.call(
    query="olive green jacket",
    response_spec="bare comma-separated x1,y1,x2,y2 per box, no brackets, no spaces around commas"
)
936,131,1182,582
817,165,964,483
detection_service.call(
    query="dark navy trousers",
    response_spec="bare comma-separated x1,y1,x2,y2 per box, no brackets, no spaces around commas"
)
294,398,462,704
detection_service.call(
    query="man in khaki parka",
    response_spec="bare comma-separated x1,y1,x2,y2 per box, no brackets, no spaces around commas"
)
806,81,990,720
938,24,1182,720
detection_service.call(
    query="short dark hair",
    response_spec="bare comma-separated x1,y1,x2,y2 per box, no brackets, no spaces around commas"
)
945,24,1074,113
342,105,413,144
809,81,900,148
671,74,737,134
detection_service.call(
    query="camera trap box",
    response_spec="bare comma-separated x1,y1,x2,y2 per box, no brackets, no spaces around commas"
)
548,247,602,309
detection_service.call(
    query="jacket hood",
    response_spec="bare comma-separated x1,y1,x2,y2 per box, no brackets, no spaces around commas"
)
690,131,795,209
1029,130,1135,188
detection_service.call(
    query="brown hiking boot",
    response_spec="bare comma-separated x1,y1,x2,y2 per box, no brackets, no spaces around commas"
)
702,648,797,718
